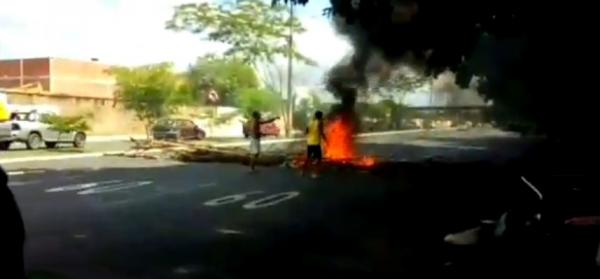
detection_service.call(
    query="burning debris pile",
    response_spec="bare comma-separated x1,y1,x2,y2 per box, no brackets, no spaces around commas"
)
109,139,294,166
323,115,376,167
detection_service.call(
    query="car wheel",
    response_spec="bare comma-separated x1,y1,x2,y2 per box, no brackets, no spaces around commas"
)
45,142,58,149
26,133,43,150
197,130,206,140
0,142,11,151
73,132,86,148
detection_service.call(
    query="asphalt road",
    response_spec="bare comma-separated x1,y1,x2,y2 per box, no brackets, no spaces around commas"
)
2,141,135,159
1,137,250,160
6,129,553,279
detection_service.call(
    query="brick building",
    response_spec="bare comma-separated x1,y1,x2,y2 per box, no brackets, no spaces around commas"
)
0,57,115,99
0,57,144,134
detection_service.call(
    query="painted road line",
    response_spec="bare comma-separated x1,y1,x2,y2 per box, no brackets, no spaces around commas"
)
7,170,46,176
216,228,245,235
8,180,41,187
0,150,128,164
211,128,456,148
46,180,123,193
242,191,301,210
0,152,106,164
77,181,153,195
0,129,456,164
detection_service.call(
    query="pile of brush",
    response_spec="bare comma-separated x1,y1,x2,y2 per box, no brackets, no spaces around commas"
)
123,137,302,166
172,146,289,166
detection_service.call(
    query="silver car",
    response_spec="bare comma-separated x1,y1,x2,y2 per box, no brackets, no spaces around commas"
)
0,112,86,150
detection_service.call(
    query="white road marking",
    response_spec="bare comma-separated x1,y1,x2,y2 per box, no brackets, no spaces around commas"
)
521,176,543,201
45,180,122,193
7,170,45,176
216,228,245,235
198,182,217,188
77,181,153,195
0,128,454,164
0,152,107,164
203,191,264,207
242,191,300,210
8,180,41,187
212,129,444,148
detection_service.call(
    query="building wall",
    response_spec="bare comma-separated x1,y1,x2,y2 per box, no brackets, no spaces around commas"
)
0,58,138,135
50,58,115,99
0,58,50,90
6,93,145,135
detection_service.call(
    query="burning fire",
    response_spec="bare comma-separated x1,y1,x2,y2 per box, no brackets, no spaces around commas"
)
324,116,376,168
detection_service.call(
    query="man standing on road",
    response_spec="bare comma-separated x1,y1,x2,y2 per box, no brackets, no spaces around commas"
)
303,111,326,178
248,111,279,172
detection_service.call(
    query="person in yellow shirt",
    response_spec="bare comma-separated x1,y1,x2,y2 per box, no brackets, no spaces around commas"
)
303,111,326,178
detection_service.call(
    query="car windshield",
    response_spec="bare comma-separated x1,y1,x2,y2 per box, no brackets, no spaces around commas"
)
155,119,176,127
1,1,597,279
12,112,39,122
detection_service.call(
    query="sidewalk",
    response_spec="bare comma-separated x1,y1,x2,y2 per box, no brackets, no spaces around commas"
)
87,135,146,142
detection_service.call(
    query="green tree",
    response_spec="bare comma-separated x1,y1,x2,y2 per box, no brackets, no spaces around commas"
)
236,88,281,117
111,63,189,139
167,0,314,66
42,114,92,147
167,0,317,135
187,55,260,106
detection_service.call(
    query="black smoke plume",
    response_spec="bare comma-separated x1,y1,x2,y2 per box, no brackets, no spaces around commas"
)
312,0,594,141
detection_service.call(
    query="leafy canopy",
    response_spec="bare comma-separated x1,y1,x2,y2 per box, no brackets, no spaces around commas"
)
42,114,91,135
236,88,281,117
187,56,260,106
111,63,189,131
167,0,315,66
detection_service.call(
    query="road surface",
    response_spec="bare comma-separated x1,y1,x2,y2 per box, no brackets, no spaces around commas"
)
2,140,134,159
6,129,544,278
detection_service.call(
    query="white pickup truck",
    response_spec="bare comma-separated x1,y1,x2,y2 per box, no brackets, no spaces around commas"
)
0,111,86,150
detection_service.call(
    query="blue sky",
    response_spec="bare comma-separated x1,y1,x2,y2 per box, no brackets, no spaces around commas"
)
0,0,350,86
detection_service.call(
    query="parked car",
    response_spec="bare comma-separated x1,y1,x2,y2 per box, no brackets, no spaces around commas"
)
152,118,206,141
242,121,280,138
0,111,87,150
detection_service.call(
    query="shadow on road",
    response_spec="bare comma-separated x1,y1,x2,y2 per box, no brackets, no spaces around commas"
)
7,149,597,279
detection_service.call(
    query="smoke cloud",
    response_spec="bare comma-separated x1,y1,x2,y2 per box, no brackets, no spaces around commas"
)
324,0,520,108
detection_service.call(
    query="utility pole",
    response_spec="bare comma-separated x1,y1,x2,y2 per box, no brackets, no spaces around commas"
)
286,0,294,137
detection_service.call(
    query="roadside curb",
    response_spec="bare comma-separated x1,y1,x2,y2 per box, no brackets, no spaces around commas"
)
87,135,146,142
0,152,107,164
0,128,455,165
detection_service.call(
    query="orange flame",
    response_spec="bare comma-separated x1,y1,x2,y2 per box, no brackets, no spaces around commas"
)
324,117,356,161
324,116,376,168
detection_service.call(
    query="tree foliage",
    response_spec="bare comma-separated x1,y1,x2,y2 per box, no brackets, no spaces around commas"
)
187,55,260,106
167,0,315,66
293,93,326,129
42,114,92,143
111,63,189,137
236,88,281,117
42,114,91,135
